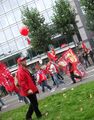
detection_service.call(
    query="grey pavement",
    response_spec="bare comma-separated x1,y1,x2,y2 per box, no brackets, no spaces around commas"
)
1,65,94,113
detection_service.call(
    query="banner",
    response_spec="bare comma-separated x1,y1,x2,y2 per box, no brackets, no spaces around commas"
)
58,48,86,78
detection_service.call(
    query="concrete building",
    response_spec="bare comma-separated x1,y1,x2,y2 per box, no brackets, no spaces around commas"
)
0,0,92,72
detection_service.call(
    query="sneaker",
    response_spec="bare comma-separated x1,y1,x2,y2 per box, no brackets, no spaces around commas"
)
0,106,2,111
2,105,7,109
50,89,55,93
18,100,23,103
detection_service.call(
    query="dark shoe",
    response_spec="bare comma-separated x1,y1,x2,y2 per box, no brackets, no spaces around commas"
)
0,106,2,111
26,118,32,120
37,114,42,119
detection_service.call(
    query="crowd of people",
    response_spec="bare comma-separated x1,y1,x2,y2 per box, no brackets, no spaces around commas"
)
0,47,94,120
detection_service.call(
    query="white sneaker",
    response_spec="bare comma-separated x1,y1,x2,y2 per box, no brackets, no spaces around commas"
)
50,89,55,93
2,105,7,109
18,100,23,103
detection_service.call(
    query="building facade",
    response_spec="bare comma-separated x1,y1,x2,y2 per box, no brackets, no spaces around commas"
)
0,0,92,70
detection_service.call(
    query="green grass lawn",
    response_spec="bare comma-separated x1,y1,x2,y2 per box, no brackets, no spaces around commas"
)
1,81,94,120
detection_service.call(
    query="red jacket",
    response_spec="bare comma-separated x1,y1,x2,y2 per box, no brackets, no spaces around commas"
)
17,66,38,96
37,69,47,84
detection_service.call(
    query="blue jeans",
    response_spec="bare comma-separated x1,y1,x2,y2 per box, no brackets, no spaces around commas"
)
52,73,64,87
0,98,5,106
41,80,52,92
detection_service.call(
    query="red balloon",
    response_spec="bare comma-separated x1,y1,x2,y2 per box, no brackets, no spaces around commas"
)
20,26,29,36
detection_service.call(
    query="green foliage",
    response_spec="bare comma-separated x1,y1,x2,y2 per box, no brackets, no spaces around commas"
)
80,0,94,31
1,81,94,120
52,0,76,36
21,7,51,53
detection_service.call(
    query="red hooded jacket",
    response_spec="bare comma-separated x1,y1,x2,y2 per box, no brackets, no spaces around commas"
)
17,66,38,96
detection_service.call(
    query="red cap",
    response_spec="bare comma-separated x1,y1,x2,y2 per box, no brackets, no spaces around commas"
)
17,57,26,64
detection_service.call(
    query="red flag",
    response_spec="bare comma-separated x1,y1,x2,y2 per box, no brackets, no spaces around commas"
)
81,42,88,52
26,37,31,45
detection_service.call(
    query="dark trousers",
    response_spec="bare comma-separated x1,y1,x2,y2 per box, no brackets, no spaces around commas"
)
17,93,29,104
51,75,56,85
57,73,64,80
70,72,81,83
41,80,52,92
0,98,5,106
26,94,42,120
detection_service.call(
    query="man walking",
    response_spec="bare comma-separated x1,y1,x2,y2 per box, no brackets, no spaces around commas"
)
17,57,42,120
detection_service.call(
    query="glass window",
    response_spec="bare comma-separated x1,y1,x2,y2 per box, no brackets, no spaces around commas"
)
52,0,56,5
35,0,45,12
0,4,4,15
2,0,11,12
13,8,21,22
2,43,11,55
43,0,53,9
9,0,18,9
4,28,14,40
16,37,25,50
26,0,32,2
47,9,53,22
8,40,18,52
17,22,24,29
0,47,4,56
0,15,9,28
6,11,16,25
27,1,36,9
11,25,20,37
0,31,7,43
24,38,29,47
17,0,25,6
42,12,50,23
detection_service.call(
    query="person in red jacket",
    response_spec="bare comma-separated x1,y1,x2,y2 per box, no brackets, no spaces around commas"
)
35,63,52,92
17,57,42,120
68,62,82,83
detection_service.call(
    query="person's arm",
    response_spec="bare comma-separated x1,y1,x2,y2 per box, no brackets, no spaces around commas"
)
36,73,40,83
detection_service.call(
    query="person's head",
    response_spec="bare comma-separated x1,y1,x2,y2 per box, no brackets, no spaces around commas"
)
17,57,27,67
35,62,41,71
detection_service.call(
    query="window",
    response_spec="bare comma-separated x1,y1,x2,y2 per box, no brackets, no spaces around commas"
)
17,0,25,6
11,25,20,37
2,0,11,12
13,8,21,22
2,43,11,55
0,31,6,43
0,47,4,56
0,4,4,15
27,1,36,9
47,9,53,23
43,0,53,9
8,40,18,52
26,0,32,2
35,0,45,12
15,37,25,50
9,0,18,9
4,28,14,40
42,11,50,23
6,11,16,25
0,15,9,28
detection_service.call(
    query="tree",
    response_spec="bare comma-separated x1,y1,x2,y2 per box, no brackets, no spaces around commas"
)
80,0,94,31
21,7,51,53
52,0,80,42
